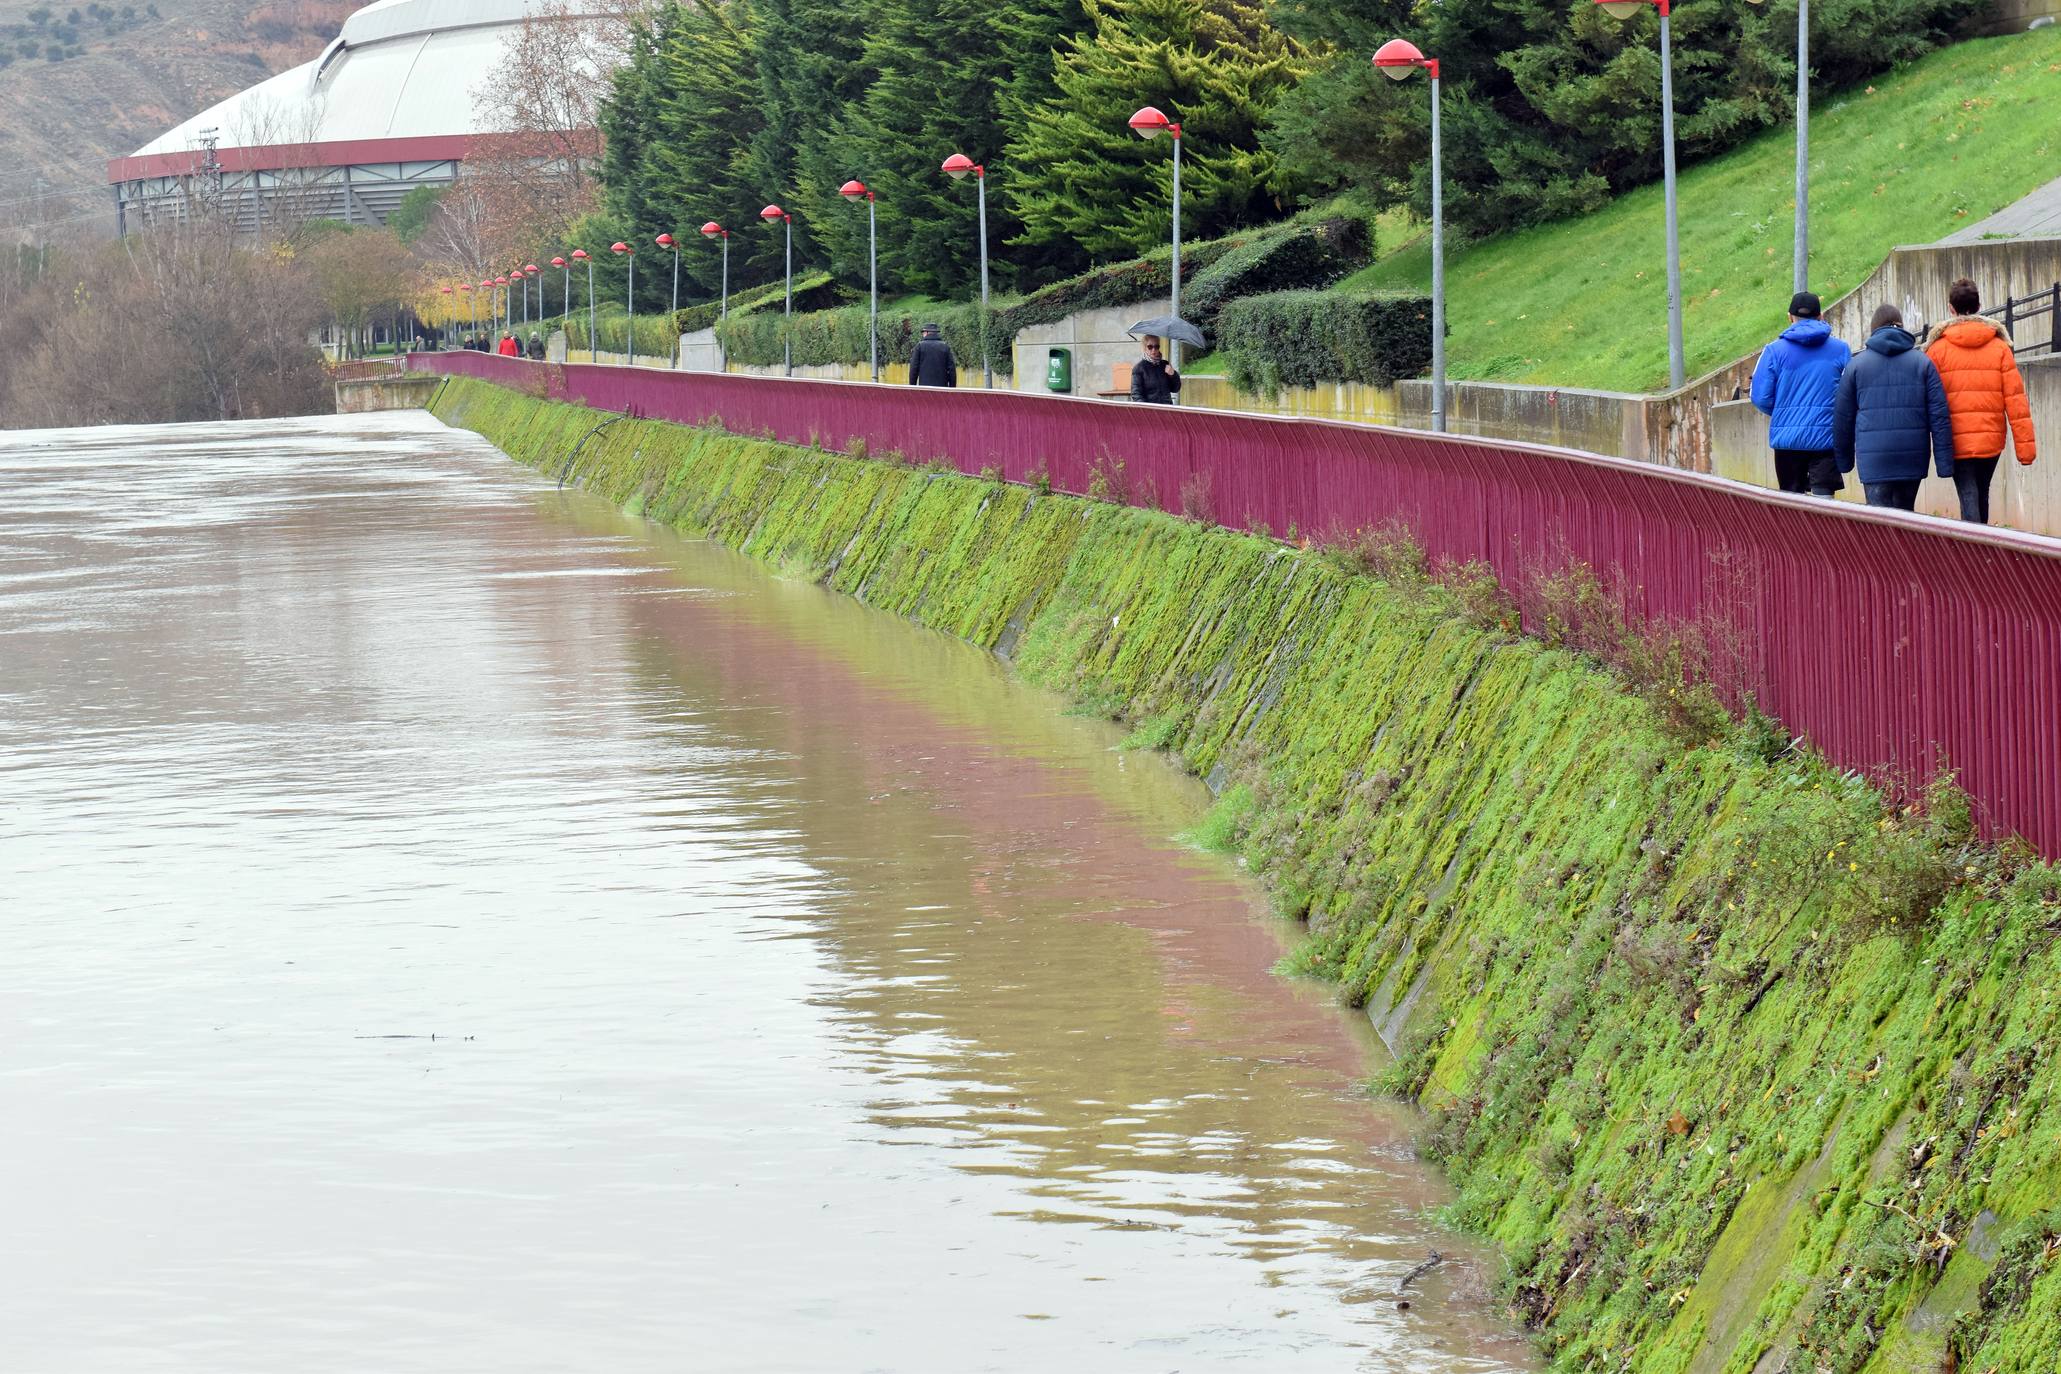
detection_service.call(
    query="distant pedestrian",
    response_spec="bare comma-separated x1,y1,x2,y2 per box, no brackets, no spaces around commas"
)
498,334,520,358
1924,277,2035,524
1833,304,1954,511
526,331,545,361
1129,334,1180,405
1750,290,1850,498
909,323,957,387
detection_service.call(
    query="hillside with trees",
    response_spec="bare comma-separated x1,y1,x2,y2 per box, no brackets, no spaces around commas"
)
577,0,1998,315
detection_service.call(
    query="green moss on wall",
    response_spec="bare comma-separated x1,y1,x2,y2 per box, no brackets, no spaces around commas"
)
433,376,2061,1374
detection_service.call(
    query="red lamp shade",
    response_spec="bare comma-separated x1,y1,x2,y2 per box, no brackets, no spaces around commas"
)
656,233,674,248
611,241,630,254
458,283,472,292
701,221,725,238
571,249,588,260
1373,38,1427,79
524,263,539,273
839,179,869,201
1128,106,1172,139
440,285,453,294
494,276,508,286
551,256,566,267
940,153,977,181
760,204,786,222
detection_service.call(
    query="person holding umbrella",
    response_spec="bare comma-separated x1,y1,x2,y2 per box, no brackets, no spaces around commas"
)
1130,334,1181,404
1126,314,1201,405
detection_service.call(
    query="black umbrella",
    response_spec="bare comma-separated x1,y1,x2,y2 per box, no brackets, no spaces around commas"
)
1125,315,1206,349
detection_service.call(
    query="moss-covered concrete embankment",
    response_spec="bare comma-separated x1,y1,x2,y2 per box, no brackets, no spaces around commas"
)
432,376,2061,1374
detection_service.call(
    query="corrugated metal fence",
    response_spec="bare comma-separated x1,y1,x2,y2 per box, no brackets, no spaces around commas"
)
409,352,2061,855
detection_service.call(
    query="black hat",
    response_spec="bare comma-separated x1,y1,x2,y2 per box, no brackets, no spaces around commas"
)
919,322,940,334
1788,291,1822,319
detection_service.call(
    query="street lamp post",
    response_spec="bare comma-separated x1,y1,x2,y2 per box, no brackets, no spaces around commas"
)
460,282,475,339
439,284,453,347
525,264,541,329
1127,105,1184,391
1375,39,1446,434
941,153,992,387
839,181,879,382
516,268,529,328
495,276,510,341
612,241,636,367
1746,0,1808,290
761,205,793,377
701,222,730,371
658,232,680,366
553,256,570,333
572,249,594,360
1596,0,1685,390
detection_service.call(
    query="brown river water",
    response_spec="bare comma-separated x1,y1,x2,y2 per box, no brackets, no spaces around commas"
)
0,413,1536,1373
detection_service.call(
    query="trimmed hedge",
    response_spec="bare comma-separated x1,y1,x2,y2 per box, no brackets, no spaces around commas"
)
1183,216,1371,338
699,213,1377,377
678,271,840,336
1218,290,1435,395
715,299,1006,374
549,304,681,358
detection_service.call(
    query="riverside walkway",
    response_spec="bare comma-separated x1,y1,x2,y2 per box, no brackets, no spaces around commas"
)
406,351,2061,856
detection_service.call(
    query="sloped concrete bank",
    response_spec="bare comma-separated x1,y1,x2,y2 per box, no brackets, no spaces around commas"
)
433,376,2061,1374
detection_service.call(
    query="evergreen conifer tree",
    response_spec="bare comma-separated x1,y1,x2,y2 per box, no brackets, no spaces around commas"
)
830,0,1085,297
647,0,775,292
1002,0,1311,268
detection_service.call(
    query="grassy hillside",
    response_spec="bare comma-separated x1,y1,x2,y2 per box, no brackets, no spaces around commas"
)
437,375,2061,1374
1356,27,2061,392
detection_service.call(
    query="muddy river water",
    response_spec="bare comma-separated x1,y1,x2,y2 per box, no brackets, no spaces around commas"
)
0,413,1534,1372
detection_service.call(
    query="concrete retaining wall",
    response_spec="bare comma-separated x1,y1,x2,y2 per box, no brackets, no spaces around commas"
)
1711,354,2061,534
1012,299,1173,398
334,374,442,412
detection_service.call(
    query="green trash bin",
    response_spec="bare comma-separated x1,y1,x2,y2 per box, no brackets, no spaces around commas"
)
1045,347,1073,394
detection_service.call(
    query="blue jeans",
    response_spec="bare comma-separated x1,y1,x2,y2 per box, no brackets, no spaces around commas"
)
1863,480,1922,511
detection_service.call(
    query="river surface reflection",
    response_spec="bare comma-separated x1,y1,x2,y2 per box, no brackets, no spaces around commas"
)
0,413,1534,1373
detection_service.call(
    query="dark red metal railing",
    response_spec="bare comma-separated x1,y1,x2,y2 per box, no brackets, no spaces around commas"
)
409,352,2061,855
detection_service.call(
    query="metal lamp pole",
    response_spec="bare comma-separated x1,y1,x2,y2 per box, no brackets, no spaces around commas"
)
1375,40,1446,433
701,222,730,370
1746,0,1808,289
941,154,992,386
1597,0,1685,389
761,205,793,376
658,233,679,365
839,181,879,381
1128,106,1184,394
612,241,636,366
525,264,541,328
553,255,569,326
571,250,593,360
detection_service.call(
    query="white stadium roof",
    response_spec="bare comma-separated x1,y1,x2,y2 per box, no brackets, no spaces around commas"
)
110,0,612,228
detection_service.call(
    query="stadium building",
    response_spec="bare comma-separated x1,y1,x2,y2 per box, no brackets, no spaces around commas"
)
107,0,606,233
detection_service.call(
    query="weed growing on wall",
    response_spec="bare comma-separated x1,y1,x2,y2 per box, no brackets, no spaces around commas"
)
434,376,2061,1374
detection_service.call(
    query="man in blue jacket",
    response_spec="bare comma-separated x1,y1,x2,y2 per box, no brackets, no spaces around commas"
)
1750,291,1850,497
1833,304,1955,511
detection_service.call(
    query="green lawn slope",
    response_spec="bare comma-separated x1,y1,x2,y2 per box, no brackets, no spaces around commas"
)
1354,28,2061,392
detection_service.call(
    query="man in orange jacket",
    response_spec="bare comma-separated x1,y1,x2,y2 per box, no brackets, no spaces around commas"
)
1924,277,2036,524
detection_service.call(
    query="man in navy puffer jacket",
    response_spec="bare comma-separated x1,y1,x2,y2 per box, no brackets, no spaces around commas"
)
1833,304,1955,511
1750,291,1850,497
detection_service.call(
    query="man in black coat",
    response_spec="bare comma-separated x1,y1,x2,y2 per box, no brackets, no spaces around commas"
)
1130,334,1181,404
909,324,957,387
